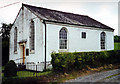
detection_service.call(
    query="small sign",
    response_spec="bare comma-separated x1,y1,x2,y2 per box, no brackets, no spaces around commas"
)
26,49,29,56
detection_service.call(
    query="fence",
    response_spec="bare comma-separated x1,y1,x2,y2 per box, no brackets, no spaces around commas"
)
16,62,52,77
26,62,44,71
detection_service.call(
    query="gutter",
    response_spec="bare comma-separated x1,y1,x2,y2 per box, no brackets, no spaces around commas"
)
43,20,114,31
43,20,47,70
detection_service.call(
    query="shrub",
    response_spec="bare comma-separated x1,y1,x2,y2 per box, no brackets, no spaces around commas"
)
4,60,17,77
51,50,120,72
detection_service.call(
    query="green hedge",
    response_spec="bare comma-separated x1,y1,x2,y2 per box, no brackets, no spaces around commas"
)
51,50,120,72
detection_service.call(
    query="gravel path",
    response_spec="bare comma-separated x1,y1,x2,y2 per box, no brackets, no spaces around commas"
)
100,75,120,82
63,69,120,83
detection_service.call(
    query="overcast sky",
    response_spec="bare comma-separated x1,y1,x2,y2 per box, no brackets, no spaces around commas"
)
0,0,119,35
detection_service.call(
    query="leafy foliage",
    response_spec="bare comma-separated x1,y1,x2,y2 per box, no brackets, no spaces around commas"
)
114,35,120,42
4,60,17,77
114,42,120,50
1,23,13,66
51,50,120,72
0,23,12,39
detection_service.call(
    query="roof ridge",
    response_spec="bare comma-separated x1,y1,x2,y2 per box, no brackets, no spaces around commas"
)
22,3,88,17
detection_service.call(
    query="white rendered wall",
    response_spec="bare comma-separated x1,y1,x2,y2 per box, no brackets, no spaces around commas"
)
9,6,45,68
118,27,120,36
46,23,114,62
106,31,114,50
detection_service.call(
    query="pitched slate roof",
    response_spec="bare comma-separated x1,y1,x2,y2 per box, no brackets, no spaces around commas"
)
23,4,114,30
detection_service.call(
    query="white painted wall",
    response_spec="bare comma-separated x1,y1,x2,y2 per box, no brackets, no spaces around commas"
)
118,26,120,36
46,23,114,62
9,6,45,70
9,6,114,71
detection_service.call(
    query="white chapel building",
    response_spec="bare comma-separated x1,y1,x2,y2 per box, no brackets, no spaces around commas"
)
9,4,114,71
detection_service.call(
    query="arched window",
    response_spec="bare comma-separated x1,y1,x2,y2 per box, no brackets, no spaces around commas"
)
100,32,106,49
14,27,17,52
30,19,35,50
59,28,67,49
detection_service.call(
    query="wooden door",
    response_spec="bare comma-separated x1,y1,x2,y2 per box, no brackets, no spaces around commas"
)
23,45,25,64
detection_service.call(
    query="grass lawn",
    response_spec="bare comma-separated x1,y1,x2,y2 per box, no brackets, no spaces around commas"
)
2,65,52,78
17,70,52,77
114,42,120,50
2,70,52,78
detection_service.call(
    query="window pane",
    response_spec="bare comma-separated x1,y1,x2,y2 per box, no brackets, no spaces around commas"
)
30,20,35,50
100,32,105,49
14,27,17,52
59,28,67,49
82,32,86,38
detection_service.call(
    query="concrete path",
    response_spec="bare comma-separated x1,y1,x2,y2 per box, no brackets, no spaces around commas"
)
63,69,120,83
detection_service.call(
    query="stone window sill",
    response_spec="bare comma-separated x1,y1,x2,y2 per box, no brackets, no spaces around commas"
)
58,49,68,52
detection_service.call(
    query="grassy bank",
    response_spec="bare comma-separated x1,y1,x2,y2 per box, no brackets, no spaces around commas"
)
2,64,120,84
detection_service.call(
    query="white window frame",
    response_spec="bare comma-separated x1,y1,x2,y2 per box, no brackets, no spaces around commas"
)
59,27,68,50
100,32,106,50
29,19,35,53
82,32,86,39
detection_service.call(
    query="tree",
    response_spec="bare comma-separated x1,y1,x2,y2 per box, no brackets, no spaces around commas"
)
0,23,13,39
0,23,13,66
114,35,120,42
